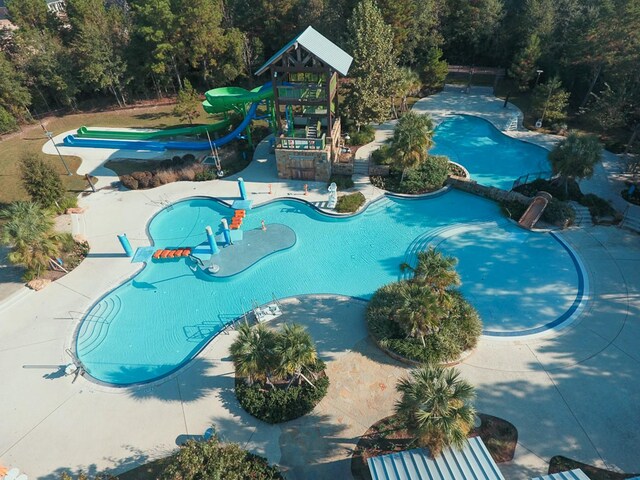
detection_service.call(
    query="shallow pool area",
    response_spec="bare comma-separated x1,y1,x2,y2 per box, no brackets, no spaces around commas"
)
76,191,585,385
430,114,551,190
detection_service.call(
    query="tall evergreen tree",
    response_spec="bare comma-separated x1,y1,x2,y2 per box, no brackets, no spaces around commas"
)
343,0,398,128
67,0,130,106
0,52,32,122
509,34,542,91
173,79,201,125
129,0,182,96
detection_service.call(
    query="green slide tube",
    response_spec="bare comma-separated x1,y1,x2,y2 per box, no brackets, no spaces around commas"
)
76,118,231,140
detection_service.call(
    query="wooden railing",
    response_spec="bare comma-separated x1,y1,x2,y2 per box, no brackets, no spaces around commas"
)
275,134,326,150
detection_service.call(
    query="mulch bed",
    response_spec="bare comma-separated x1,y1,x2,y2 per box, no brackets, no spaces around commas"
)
351,413,517,480
549,456,639,479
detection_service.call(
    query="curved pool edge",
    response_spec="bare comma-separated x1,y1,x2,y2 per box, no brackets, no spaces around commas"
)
74,293,371,390
481,230,590,340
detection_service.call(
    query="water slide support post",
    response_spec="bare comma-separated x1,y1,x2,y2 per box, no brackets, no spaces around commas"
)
221,219,232,245
238,177,247,200
117,234,133,257
206,226,219,255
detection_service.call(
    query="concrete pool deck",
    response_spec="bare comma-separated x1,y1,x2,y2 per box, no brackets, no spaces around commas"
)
0,90,639,478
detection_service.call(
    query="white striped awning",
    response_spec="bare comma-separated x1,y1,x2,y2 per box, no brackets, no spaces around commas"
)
530,469,590,480
367,436,504,480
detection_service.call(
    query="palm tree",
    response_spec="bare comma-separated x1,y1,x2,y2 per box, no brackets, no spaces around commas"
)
401,247,460,306
229,323,277,386
391,67,422,118
1,201,60,278
549,131,603,198
393,283,445,346
392,111,435,182
274,323,318,388
395,365,476,458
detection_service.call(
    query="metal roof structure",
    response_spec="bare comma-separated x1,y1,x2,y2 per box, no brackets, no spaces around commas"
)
367,436,505,480
530,469,590,480
255,26,353,77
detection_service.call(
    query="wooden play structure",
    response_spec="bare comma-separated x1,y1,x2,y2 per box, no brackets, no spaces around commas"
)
255,26,353,182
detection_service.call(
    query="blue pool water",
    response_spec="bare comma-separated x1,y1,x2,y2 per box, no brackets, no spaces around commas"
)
76,191,584,385
431,115,551,189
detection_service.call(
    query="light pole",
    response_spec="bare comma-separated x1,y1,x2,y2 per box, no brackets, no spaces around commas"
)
536,82,555,129
44,130,72,176
535,69,543,86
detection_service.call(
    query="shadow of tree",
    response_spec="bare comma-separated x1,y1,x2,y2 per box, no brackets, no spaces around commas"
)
125,357,225,403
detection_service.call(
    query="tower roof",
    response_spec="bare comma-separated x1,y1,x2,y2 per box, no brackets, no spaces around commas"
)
255,26,352,77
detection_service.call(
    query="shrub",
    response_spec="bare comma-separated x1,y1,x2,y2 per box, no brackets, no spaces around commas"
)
367,284,481,364
513,178,582,201
194,167,217,181
161,436,283,480
501,197,574,226
131,171,153,189
120,174,139,190
348,125,375,146
155,169,178,185
58,233,90,270
177,165,198,181
236,363,329,424
0,105,18,134
329,174,354,190
19,155,66,208
371,145,394,165
579,193,616,218
542,198,575,226
400,155,448,193
57,195,78,213
500,200,527,220
335,191,365,213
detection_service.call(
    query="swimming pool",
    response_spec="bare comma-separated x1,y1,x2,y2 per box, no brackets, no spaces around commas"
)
431,115,551,190
76,190,585,385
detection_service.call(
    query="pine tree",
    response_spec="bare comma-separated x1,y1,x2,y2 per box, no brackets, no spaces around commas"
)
173,79,201,125
19,155,66,208
509,34,542,91
343,0,398,129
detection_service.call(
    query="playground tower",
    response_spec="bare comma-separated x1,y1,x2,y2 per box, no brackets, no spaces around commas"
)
255,27,353,182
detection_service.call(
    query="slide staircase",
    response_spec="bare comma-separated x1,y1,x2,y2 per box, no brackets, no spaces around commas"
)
518,191,552,229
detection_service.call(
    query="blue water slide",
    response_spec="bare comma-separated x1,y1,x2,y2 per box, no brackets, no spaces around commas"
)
62,101,261,152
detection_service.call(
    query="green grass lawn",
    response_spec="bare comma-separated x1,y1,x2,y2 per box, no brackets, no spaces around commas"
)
0,103,218,208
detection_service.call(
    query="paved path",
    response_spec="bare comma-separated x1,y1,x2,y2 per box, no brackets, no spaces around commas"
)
1,92,640,479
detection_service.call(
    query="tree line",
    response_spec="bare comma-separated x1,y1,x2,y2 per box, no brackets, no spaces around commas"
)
0,0,638,136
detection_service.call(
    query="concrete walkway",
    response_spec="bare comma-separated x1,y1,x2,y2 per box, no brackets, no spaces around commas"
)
1,92,639,479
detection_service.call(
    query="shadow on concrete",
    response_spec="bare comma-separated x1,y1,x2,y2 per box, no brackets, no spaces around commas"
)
126,357,226,403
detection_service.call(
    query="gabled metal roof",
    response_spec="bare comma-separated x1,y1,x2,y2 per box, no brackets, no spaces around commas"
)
367,436,505,480
530,469,590,480
255,26,353,77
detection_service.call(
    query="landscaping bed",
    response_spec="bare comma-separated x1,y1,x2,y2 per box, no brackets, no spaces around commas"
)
513,178,619,223
370,155,449,194
235,361,329,424
549,456,639,479
351,413,517,480
335,192,365,213
367,287,481,365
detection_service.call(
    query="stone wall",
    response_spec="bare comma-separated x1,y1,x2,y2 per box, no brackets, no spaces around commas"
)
446,177,530,205
275,148,332,182
332,163,353,175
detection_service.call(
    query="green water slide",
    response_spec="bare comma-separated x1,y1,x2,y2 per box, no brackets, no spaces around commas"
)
76,117,232,140
201,84,274,114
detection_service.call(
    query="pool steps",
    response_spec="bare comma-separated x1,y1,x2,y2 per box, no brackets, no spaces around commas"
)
77,295,122,356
